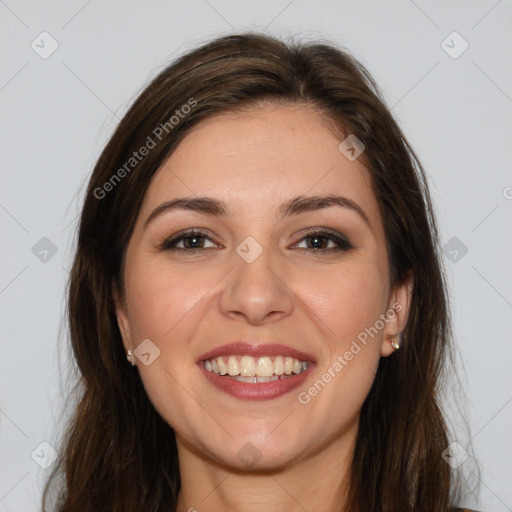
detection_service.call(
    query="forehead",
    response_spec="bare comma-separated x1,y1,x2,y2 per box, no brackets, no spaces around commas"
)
138,104,379,226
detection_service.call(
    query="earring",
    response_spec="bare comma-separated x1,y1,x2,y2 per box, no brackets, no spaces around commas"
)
388,334,400,350
126,349,135,366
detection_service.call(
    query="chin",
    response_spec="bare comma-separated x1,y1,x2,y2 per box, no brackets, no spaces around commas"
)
215,445,301,473
203,430,307,473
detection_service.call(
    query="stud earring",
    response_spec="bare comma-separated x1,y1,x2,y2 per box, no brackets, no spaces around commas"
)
388,334,400,350
126,349,135,366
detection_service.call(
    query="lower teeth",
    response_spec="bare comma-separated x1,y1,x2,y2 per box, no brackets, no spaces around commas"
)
230,374,300,383
234,375,278,383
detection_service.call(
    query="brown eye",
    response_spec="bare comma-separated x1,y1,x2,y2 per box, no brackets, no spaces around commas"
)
159,228,353,254
159,229,218,252
293,230,353,252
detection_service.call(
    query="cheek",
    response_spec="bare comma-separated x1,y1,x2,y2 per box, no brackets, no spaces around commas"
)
123,261,209,431
125,258,217,341
296,260,388,346
293,258,387,403
122,257,221,412
294,264,385,422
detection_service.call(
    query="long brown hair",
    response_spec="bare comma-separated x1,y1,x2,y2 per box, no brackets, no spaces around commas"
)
44,31,465,511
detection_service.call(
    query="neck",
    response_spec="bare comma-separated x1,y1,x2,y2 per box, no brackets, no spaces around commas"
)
175,425,356,512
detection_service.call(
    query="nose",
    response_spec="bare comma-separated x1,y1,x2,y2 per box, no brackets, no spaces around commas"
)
219,240,294,326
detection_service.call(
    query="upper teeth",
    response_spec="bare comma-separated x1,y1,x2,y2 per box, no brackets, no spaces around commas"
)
204,355,308,377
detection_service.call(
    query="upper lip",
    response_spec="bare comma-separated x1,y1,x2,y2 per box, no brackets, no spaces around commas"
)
197,342,316,363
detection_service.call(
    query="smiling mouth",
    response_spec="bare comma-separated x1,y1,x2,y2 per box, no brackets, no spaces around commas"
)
197,342,315,399
203,355,309,383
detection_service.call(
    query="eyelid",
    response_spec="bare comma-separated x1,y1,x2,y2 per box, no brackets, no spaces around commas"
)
292,226,349,242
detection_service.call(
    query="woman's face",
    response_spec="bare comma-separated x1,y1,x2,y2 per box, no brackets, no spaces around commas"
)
114,103,411,471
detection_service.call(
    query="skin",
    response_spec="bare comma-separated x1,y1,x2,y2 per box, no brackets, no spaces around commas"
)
114,103,412,512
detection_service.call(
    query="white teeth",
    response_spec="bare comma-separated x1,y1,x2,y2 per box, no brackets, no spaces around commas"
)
204,355,309,379
227,355,239,376
292,359,303,374
240,355,256,377
274,356,285,376
217,357,228,375
284,357,293,375
256,356,274,377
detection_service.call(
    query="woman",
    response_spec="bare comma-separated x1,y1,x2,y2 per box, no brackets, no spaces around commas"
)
43,32,477,511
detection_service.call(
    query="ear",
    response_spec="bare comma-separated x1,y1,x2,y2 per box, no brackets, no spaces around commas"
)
112,280,133,353
380,271,413,357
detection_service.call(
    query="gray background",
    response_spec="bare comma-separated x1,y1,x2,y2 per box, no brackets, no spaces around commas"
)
1,0,511,510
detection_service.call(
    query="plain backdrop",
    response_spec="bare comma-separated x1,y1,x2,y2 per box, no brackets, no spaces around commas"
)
1,1,511,510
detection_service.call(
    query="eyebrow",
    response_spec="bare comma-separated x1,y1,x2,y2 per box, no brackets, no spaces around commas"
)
143,194,372,231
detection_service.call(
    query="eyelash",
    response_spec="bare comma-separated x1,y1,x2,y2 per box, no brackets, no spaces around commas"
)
158,228,353,254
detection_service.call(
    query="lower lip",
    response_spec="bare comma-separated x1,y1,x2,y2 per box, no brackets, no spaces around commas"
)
199,362,314,401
